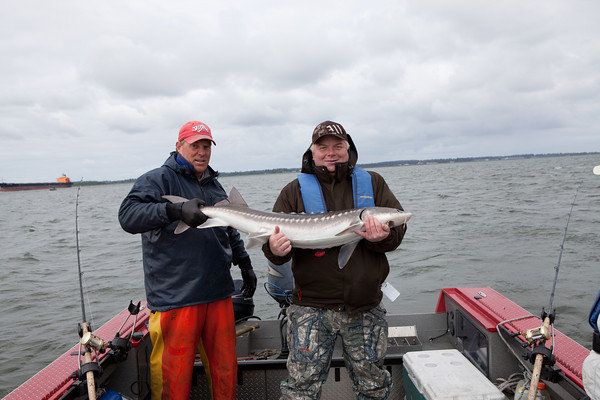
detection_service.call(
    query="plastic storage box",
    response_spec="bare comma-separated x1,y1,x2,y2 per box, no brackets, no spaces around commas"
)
402,350,506,400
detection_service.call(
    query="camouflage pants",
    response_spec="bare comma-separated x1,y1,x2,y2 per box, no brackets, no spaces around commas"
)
280,304,390,400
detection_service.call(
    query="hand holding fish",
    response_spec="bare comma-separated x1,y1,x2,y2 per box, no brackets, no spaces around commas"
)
269,226,292,257
163,187,412,268
354,215,390,242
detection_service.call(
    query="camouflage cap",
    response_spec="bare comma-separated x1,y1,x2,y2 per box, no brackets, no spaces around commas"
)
311,121,348,144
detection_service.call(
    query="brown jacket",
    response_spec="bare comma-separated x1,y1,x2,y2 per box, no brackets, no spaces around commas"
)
262,136,406,311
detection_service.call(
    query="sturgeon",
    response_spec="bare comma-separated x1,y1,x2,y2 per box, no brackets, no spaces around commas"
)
164,187,412,268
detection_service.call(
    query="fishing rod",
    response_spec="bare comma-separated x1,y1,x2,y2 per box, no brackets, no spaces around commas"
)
76,187,87,323
524,178,583,400
75,186,100,400
547,183,581,315
74,186,146,399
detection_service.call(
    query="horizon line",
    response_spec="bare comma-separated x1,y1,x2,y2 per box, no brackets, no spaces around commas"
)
68,151,598,185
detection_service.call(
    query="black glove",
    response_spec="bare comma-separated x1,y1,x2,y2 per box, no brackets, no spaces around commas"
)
239,257,257,298
166,198,207,227
181,198,208,227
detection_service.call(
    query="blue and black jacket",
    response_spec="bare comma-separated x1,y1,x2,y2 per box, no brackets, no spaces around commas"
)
119,152,249,311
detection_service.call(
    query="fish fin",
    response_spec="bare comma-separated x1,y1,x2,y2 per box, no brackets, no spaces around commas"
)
334,222,364,236
163,195,189,203
227,187,249,207
338,241,360,269
174,221,191,234
196,218,228,229
174,218,227,234
214,198,230,206
245,231,271,249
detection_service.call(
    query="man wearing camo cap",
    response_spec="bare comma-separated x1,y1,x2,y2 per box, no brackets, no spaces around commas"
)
263,120,408,399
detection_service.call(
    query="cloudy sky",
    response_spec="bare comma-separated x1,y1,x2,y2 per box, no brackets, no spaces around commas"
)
1,1,599,182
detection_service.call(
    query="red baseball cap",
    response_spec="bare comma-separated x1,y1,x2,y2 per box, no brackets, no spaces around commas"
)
178,121,216,145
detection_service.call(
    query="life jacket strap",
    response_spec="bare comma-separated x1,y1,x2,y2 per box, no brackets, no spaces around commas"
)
298,167,375,214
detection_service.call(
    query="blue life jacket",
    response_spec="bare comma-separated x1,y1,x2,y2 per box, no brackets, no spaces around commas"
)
298,167,375,212
590,290,600,333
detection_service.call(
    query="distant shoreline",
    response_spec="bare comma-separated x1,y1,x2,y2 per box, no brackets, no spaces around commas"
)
64,151,600,187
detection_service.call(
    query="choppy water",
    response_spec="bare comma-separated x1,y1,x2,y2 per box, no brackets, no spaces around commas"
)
1,154,599,396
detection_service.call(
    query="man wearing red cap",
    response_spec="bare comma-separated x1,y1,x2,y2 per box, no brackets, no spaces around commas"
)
119,120,257,400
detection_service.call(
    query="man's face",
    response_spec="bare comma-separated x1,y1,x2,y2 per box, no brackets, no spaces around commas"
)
312,136,349,173
176,139,212,175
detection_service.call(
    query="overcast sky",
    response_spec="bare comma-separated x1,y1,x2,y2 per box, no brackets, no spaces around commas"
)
1,1,599,182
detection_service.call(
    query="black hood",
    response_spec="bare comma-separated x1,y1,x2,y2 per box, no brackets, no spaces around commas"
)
300,134,359,181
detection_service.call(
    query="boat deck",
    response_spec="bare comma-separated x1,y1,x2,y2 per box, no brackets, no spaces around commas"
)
3,288,591,400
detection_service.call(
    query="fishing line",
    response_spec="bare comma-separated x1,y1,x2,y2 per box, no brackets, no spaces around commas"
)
82,269,96,329
75,187,86,322
75,185,96,329
547,179,582,314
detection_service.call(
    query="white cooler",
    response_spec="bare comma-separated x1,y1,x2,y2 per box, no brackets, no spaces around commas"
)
402,349,506,400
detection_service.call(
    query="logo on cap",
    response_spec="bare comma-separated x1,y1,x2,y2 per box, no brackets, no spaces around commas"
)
192,124,209,133
324,124,344,135
311,120,348,143
178,120,216,145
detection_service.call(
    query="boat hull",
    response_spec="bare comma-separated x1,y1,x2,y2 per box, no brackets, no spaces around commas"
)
0,182,73,192
3,288,591,400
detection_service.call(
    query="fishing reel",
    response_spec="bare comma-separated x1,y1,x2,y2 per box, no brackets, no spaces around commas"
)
524,325,551,345
76,301,142,363
73,322,104,388
523,309,555,345
80,330,108,352
519,309,561,383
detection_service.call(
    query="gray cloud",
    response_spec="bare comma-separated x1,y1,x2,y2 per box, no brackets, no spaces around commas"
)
1,0,599,182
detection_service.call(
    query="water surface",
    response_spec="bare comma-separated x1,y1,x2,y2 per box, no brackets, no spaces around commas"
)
1,154,599,395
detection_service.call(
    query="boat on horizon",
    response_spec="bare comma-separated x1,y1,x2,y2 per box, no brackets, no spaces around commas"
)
0,174,73,192
3,286,595,400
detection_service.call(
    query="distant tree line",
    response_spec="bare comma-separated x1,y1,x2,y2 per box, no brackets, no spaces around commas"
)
72,151,599,186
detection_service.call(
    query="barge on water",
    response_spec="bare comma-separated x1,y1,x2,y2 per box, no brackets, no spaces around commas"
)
0,174,72,192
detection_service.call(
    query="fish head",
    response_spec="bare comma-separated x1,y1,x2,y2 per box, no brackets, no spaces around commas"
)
362,207,413,227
